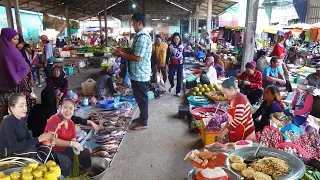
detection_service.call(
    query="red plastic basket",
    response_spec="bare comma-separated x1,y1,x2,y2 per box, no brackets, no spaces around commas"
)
191,107,225,120
256,126,284,144
276,142,312,159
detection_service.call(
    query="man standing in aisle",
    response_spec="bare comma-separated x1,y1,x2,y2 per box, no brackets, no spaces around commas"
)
112,13,152,130
152,34,168,83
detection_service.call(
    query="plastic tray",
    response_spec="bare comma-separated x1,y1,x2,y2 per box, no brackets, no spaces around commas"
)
280,123,302,141
187,96,210,106
191,107,225,120
276,142,312,159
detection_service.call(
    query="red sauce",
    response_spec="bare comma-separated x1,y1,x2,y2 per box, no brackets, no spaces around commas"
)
195,171,230,180
192,153,227,169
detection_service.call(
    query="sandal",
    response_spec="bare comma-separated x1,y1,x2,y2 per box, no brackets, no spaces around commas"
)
130,123,148,130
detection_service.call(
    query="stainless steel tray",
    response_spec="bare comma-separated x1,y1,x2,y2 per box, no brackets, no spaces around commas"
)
226,147,305,180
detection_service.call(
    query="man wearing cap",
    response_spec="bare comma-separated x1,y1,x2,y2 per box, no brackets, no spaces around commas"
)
40,35,54,78
306,62,320,118
152,34,168,83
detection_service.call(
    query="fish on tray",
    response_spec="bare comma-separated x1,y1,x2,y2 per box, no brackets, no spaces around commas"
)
92,151,109,157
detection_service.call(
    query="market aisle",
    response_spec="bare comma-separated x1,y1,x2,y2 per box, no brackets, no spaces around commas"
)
103,93,201,180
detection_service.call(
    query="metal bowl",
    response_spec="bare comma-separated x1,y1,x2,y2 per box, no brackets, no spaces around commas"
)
91,157,109,180
226,147,305,180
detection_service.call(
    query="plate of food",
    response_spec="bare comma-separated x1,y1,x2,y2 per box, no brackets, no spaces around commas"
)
187,166,241,180
226,147,305,180
184,149,228,169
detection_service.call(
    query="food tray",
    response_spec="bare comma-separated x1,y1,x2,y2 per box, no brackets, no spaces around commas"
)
187,96,210,106
191,107,225,120
280,123,303,141
114,102,133,110
187,167,241,180
276,142,312,159
226,147,306,180
206,92,227,102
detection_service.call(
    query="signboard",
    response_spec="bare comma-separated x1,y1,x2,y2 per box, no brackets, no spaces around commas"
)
270,4,299,25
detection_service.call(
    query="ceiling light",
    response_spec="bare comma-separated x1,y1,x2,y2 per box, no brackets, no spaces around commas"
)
132,4,136,8
167,16,169,19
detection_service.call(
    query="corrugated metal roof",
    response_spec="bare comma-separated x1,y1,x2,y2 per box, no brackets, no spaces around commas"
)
307,0,320,24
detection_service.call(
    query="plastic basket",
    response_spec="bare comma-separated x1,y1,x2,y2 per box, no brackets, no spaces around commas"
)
280,123,303,141
200,119,219,145
187,96,210,106
206,91,227,102
276,142,312,159
256,126,284,143
81,78,96,96
191,107,225,120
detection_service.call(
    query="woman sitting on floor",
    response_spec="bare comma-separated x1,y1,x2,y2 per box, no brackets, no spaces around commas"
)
237,61,263,105
0,93,54,160
45,99,92,177
95,63,119,99
47,66,72,105
213,54,224,77
28,88,99,138
285,79,313,126
252,85,285,132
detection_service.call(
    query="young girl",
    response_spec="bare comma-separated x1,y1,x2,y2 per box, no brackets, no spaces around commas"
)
285,79,313,126
25,44,39,86
45,99,91,177
253,85,285,132
200,56,218,85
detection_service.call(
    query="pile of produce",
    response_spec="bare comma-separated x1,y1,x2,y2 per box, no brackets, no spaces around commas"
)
205,113,228,132
78,46,111,53
256,126,283,148
302,165,320,180
229,155,290,179
205,91,228,102
294,130,320,160
0,160,61,180
189,84,220,96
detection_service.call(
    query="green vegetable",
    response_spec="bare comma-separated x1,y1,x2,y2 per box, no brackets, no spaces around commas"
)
69,153,80,178
313,171,320,180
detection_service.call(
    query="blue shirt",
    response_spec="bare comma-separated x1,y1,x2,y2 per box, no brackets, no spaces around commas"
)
262,65,280,79
129,29,152,82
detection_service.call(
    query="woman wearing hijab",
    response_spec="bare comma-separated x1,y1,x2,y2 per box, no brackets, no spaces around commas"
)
27,88,57,137
46,66,72,105
0,28,30,118
95,64,119,99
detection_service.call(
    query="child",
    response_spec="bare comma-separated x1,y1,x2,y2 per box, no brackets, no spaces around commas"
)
200,56,218,85
195,47,204,60
25,44,39,87
285,79,313,126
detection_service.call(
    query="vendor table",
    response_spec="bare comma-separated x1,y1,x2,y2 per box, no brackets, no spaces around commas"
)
54,57,89,74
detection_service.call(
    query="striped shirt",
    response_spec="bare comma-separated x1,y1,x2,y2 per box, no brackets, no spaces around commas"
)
228,93,254,139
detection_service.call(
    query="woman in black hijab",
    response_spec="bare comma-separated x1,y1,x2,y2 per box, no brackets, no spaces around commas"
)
27,88,57,137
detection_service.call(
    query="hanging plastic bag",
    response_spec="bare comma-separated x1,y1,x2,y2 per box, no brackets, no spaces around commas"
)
124,63,131,89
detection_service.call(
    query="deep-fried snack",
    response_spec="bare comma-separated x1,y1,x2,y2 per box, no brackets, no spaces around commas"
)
231,162,247,172
229,155,244,163
253,172,272,180
199,152,213,158
241,167,256,179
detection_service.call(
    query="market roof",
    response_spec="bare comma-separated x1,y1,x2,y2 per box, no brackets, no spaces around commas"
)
1,0,238,21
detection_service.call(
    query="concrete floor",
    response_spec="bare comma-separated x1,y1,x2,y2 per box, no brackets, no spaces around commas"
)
34,68,201,180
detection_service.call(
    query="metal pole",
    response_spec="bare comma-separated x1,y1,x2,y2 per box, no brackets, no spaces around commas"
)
104,0,108,46
129,0,131,37
99,14,102,37
241,0,259,72
188,15,192,34
13,0,22,35
65,5,71,39
206,0,212,34
4,0,14,28
195,4,199,39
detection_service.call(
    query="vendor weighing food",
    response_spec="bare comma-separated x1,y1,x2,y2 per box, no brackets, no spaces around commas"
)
45,98,92,177
217,77,255,143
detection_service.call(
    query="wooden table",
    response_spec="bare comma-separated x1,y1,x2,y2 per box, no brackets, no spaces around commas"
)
54,57,89,74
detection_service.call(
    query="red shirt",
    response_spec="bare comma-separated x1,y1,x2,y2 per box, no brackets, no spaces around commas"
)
237,70,262,90
45,114,76,152
271,43,286,59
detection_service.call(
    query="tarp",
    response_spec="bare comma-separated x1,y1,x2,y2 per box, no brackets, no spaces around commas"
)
43,13,66,31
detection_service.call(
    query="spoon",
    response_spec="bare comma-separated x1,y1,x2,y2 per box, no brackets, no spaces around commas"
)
244,141,263,164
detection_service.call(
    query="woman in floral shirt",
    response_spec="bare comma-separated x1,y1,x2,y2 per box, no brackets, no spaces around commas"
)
167,33,184,97
237,61,263,105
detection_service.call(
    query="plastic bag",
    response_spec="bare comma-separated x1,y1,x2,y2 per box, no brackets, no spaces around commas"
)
156,70,164,85
124,63,131,88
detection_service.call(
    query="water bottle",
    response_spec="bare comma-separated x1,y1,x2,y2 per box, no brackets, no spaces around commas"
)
82,97,89,107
